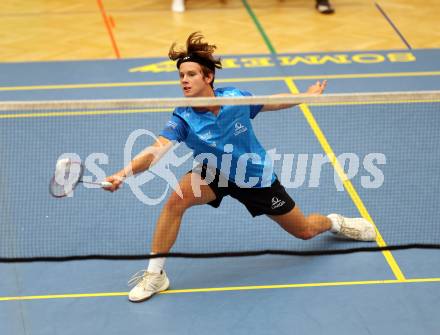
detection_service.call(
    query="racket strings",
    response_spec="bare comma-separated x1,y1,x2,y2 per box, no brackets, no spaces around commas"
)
49,160,84,197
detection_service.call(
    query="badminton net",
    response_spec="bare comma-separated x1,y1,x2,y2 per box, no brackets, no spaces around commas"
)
1,91,439,261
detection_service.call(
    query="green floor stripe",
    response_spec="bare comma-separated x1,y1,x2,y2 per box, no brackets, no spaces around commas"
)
241,0,276,54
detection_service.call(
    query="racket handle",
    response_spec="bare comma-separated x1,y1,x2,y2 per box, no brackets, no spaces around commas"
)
100,181,113,188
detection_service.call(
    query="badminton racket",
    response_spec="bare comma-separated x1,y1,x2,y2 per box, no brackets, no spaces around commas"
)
49,158,112,198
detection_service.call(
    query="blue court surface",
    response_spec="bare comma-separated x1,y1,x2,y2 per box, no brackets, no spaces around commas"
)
1,49,440,335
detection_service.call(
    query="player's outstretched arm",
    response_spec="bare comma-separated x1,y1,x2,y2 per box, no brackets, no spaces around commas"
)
104,136,173,192
260,80,327,112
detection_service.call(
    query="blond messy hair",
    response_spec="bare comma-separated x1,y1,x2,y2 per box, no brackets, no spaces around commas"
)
169,32,222,87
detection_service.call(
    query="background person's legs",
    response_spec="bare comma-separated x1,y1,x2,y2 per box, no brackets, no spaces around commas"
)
172,0,185,12
316,0,335,14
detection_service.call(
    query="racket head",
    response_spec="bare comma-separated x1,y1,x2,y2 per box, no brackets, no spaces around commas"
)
49,159,84,198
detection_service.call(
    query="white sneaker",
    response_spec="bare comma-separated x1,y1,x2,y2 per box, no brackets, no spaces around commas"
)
128,270,170,302
328,214,377,241
172,0,185,12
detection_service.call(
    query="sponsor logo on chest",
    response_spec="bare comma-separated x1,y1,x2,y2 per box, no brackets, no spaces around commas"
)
199,131,216,147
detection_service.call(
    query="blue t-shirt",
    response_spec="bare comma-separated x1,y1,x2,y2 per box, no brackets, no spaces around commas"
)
160,87,275,188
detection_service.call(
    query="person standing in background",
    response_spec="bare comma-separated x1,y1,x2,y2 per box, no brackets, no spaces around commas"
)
171,1,334,15
316,0,335,14
172,0,185,12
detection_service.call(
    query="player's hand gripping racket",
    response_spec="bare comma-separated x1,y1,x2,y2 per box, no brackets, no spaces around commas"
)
49,158,112,198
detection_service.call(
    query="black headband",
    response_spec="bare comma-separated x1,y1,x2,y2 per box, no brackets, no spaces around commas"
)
176,54,216,72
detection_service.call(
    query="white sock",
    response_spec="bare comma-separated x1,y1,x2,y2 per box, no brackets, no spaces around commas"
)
147,256,166,274
327,214,342,233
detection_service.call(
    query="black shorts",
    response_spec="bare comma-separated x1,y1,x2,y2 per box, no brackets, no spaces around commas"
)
188,164,295,217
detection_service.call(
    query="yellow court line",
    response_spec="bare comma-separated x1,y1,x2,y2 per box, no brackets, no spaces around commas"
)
221,71,440,83
284,78,406,281
0,81,180,91
1,100,438,119
163,277,440,294
1,71,440,91
291,71,440,80
1,277,439,301
307,99,440,106
0,108,172,119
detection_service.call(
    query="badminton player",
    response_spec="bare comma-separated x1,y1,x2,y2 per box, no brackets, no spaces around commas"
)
104,32,376,302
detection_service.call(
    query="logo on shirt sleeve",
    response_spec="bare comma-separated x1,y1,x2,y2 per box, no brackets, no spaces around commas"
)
167,120,178,129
